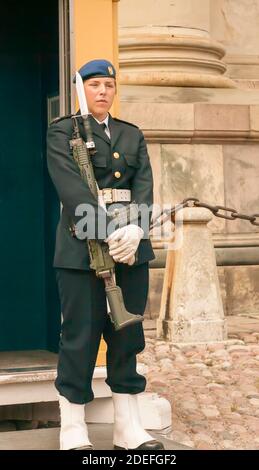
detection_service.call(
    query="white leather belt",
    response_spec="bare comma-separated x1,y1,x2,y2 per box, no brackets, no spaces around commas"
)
98,188,131,204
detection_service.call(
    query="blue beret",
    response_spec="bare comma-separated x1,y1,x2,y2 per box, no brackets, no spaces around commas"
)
73,59,116,83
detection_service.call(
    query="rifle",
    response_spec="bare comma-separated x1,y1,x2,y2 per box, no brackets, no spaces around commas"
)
69,73,144,331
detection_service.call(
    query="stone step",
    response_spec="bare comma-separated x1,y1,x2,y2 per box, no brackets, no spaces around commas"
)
0,350,111,406
0,425,190,450
0,350,172,430
0,364,111,406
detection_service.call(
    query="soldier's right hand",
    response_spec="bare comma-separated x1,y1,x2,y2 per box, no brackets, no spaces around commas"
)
106,225,143,262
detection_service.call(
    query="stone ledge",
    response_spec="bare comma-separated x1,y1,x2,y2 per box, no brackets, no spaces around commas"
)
0,365,107,386
120,72,235,89
120,100,259,143
149,246,259,269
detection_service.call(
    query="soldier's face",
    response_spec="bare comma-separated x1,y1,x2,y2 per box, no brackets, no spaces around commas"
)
84,77,116,120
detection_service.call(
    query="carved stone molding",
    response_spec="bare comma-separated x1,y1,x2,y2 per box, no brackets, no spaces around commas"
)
142,129,259,144
119,35,235,88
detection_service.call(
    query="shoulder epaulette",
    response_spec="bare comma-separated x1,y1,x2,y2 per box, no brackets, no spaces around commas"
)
50,114,73,125
113,117,138,129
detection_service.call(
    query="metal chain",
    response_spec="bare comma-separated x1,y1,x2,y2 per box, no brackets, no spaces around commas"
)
150,197,259,231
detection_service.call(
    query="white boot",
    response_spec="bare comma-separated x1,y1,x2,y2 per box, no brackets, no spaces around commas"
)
112,392,164,450
58,394,93,450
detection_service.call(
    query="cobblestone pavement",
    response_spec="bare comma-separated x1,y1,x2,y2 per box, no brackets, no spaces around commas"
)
139,316,259,450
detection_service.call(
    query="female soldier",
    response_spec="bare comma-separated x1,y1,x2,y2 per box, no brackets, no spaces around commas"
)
47,59,163,450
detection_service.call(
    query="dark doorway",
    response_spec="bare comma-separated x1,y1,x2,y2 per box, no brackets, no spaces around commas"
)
0,0,61,352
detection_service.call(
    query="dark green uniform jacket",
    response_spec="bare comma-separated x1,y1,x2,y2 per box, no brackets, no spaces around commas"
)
47,113,155,270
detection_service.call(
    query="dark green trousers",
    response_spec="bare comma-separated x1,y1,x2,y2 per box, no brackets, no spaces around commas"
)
55,263,149,404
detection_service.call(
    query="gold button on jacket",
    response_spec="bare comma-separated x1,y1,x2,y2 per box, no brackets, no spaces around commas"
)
113,152,120,159
114,171,121,179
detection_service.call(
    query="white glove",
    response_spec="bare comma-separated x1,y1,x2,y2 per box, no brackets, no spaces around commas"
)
106,224,144,264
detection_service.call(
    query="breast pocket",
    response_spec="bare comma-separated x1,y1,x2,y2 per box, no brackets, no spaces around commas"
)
124,154,140,169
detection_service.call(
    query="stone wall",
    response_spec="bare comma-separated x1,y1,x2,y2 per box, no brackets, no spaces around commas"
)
210,0,259,88
118,1,259,323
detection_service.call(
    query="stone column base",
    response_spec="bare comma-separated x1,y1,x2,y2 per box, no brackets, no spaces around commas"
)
119,35,235,88
157,318,227,343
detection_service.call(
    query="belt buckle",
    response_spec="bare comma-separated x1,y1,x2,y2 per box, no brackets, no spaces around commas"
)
112,189,118,202
102,188,113,204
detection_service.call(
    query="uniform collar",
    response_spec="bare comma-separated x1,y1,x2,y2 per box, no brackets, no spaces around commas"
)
93,114,109,128
76,111,110,144
108,114,123,147
76,111,123,147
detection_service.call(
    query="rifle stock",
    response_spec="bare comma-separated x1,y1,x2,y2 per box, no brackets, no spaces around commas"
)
105,284,143,331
